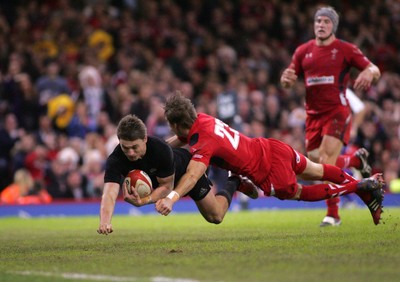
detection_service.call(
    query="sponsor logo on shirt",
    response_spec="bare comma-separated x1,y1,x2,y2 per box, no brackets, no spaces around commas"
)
193,154,203,160
306,75,334,86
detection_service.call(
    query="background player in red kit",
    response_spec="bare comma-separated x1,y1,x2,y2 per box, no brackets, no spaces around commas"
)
280,6,381,226
156,92,384,225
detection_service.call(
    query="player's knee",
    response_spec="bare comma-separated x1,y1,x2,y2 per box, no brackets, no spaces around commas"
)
275,184,299,200
204,214,224,224
211,219,223,225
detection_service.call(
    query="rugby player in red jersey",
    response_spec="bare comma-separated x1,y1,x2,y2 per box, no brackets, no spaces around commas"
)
156,92,384,225
280,6,381,226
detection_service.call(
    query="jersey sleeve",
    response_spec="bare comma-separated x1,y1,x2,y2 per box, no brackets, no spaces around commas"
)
343,41,371,70
104,153,125,184
189,133,215,167
290,42,308,75
188,115,218,167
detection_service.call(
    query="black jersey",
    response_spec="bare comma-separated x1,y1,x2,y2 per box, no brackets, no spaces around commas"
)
104,136,211,200
104,136,174,187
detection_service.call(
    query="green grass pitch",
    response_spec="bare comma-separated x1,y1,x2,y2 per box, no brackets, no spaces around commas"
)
1,208,399,282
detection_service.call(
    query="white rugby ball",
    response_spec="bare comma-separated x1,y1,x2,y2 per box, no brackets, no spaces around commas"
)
125,169,153,198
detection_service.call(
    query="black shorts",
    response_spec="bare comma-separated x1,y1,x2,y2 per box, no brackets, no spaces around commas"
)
173,148,212,201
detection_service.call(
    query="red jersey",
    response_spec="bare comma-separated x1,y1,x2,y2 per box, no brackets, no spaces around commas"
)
179,114,270,184
290,39,370,115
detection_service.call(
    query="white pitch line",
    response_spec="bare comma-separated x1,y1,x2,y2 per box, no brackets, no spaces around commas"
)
12,270,202,282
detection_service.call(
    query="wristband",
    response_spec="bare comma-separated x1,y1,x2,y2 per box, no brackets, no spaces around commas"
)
166,190,180,201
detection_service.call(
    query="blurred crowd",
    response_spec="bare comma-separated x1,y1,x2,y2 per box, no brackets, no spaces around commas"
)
0,0,399,204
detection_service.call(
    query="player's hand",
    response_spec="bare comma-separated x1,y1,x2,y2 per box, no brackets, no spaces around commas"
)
354,68,374,91
97,223,113,235
122,179,142,206
155,198,173,216
280,68,297,88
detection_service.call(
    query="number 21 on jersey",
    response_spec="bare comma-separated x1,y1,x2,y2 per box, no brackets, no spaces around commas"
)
214,118,240,149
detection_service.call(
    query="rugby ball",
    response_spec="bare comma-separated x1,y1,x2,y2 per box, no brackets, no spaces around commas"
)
125,170,153,198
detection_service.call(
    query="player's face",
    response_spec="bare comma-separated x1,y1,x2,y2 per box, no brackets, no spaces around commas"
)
119,138,147,161
314,16,333,40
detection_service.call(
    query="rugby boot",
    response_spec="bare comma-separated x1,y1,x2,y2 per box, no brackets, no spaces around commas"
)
355,148,372,178
355,173,385,225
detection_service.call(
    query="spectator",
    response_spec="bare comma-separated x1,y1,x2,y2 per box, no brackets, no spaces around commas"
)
146,95,170,140
66,100,97,138
82,149,105,198
14,73,41,132
77,66,106,127
130,83,154,123
11,133,37,172
0,113,24,191
65,169,89,201
57,146,80,172
35,115,57,147
35,60,70,111
114,83,135,120
24,144,50,187
0,168,52,205
45,158,69,199
0,53,24,116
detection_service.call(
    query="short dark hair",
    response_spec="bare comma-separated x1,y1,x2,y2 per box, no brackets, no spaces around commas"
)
117,114,147,141
164,91,197,129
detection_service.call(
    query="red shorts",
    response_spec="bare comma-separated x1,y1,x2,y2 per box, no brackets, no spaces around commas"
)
259,139,307,200
305,106,352,152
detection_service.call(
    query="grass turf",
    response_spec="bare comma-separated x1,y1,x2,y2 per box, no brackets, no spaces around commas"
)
1,208,399,282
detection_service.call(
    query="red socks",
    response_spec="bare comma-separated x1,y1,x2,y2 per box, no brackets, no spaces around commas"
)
336,154,361,169
299,181,359,201
322,164,356,184
323,160,357,219
326,198,340,218
298,164,358,201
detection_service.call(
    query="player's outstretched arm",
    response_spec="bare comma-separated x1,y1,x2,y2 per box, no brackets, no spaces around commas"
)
156,160,207,216
97,182,119,235
152,174,175,201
